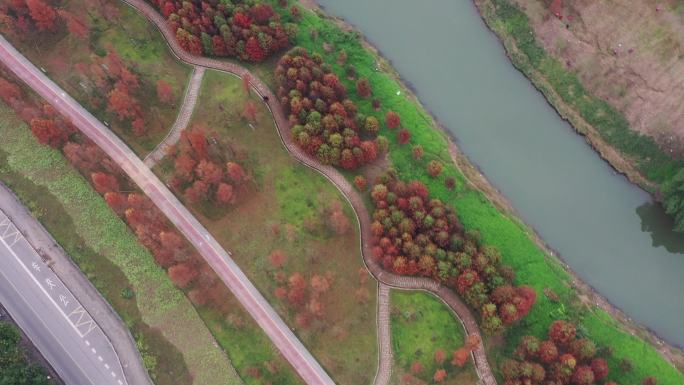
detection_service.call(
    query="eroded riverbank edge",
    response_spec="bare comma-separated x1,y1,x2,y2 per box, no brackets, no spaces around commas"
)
301,0,684,371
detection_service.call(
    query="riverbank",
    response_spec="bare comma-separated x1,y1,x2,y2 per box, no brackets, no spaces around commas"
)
301,0,684,378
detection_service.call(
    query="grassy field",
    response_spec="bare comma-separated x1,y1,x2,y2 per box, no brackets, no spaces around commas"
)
267,2,684,384
154,69,377,385
0,103,243,385
390,291,478,385
4,0,191,156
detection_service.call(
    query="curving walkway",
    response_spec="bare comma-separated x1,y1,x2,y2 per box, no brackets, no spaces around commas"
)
120,1,498,384
144,66,205,167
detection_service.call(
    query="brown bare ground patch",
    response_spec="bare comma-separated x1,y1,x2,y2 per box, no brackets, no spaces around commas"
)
512,0,684,155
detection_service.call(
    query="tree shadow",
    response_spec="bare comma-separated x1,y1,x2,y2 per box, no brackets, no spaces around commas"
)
636,201,684,254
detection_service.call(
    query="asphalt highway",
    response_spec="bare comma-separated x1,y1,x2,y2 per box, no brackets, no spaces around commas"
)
0,210,127,385
0,35,334,385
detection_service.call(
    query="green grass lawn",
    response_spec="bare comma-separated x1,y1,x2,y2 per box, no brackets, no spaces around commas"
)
154,69,377,385
3,0,191,156
0,103,242,385
390,291,478,385
268,2,684,384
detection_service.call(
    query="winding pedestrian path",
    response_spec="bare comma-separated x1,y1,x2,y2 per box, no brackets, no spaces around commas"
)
120,1,498,384
144,66,205,167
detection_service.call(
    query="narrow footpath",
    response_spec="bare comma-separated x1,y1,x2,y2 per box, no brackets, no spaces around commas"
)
144,66,205,167
120,1,497,384
374,284,392,385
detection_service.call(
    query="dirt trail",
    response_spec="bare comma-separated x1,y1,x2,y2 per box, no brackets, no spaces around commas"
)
119,1,499,383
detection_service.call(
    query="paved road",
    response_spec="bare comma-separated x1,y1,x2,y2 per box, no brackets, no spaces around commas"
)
0,182,154,385
0,35,335,385
115,2,498,383
0,210,127,385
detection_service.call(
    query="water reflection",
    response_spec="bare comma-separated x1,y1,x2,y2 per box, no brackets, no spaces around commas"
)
637,201,684,254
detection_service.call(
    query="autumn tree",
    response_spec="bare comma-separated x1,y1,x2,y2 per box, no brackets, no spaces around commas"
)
243,100,258,122
58,10,89,39
30,118,67,148
26,0,57,31
269,249,287,269
397,128,411,145
91,172,119,194
156,80,174,105
385,110,401,129
354,175,367,191
216,183,235,205
427,160,443,177
434,349,446,364
356,78,371,98
168,263,198,289
433,369,447,382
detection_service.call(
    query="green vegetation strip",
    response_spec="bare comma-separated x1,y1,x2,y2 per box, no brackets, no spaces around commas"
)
276,3,684,384
0,104,242,385
0,320,51,385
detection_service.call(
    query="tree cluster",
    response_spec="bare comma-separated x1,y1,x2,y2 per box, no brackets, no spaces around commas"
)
150,0,296,61
71,50,152,136
369,175,535,333
273,268,335,329
275,47,384,170
167,125,250,206
0,0,89,40
501,320,617,385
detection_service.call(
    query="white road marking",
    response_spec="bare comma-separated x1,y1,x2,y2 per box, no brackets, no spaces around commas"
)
0,233,94,339
84,340,90,346
98,356,103,362
91,348,97,354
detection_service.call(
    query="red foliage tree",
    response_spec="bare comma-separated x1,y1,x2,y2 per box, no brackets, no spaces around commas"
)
590,358,609,380
168,263,198,289
185,180,209,203
0,77,21,104
104,192,127,215
356,78,371,98
410,361,422,374
195,159,223,186
30,118,67,148
245,37,266,62
354,175,367,191
91,172,120,194
385,110,401,129
539,340,559,363
58,10,89,39
549,320,576,345
26,0,57,31
427,160,443,177
571,365,595,385
328,209,349,235
242,100,258,122
433,369,447,383
397,128,411,145
174,154,197,181
269,249,287,269
156,80,174,105
216,183,235,205
451,348,470,367
107,84,139,120
226,162,247,183
434,349,446,364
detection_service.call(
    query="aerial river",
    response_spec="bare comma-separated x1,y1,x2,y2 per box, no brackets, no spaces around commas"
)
314,0,684,347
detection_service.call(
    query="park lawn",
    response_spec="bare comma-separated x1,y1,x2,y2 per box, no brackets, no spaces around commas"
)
3,0,191,156
390,291,478,385
154,69,378,385
0,103,243,385
269,2,684,384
